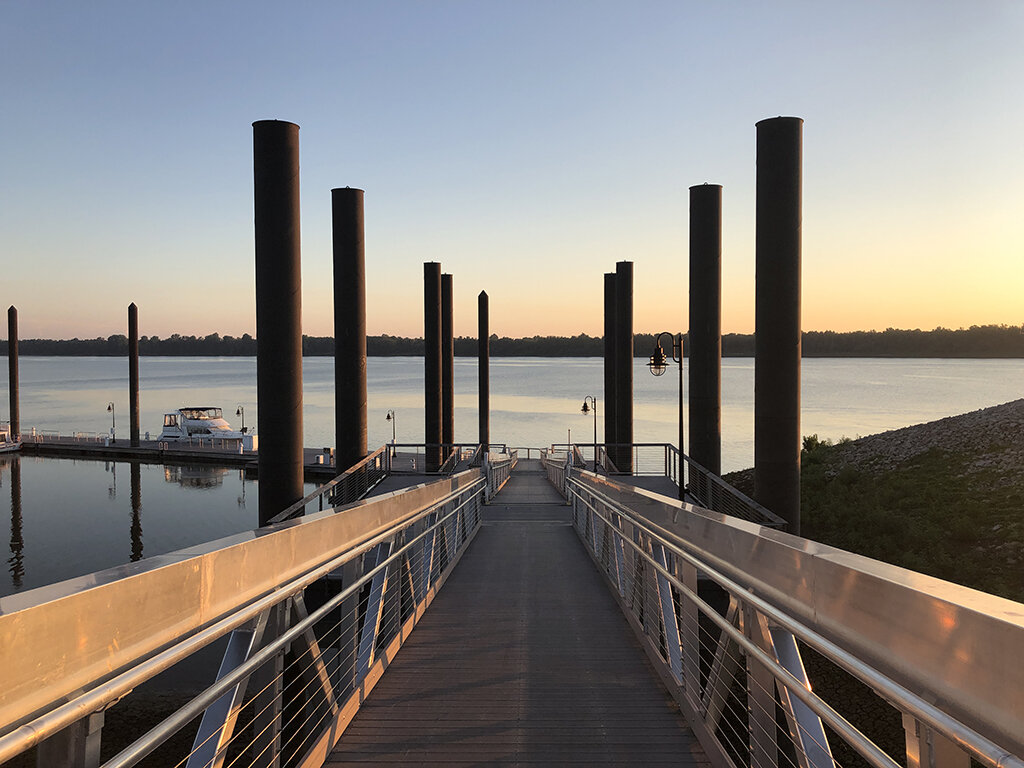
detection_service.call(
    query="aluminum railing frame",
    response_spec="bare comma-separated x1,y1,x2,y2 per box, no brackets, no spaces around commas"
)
269,444,391,525
566,474,1023,768
108,479,486,768
552,442,785,528
0,471,487,768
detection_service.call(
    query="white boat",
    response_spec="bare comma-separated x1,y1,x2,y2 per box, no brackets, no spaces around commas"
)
0,422,21,453
158,407,258,451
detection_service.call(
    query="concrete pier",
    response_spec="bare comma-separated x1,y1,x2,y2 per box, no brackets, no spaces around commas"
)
478,290,489,449
332,187,368,472
614,262,633,473
128,303,140,448
7,306,18,440
441,273,454,459
253,119,304,525
754,116,803,534
603,273,616,462
688,185,722,475
423,263,442,471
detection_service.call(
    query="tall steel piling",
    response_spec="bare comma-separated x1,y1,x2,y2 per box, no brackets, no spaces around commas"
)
441,273,455,459
7,306,18,440
603,274,616,466
253,119,304,525
332,187,367,471
689,184,723,475
754,116,803,534
478,290,489,449
614,261,634,473
424,263,442,471
128,303,140,447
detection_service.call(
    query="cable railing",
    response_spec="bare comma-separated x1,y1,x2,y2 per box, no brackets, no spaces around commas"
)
268,445,392,524
485,449,517,501
0,470,486,768
551,442,784,528
565,472,1024,768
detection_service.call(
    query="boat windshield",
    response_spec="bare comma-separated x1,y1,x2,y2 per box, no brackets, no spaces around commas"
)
180,408,223,420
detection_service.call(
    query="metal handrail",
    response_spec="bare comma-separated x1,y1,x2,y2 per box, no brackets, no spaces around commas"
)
567,474,1024,768
0,472,486,764
268,444,390,524
103,479,485,766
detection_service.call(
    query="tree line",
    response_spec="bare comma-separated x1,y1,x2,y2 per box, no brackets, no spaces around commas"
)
2,325,1023,358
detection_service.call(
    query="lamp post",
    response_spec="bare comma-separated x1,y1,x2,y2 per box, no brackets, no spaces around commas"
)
648,333,684,499
236,405,246,433
580,396,598,472
385,410,396,444
106,401,116,442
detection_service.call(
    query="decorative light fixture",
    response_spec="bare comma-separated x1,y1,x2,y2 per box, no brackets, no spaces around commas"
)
385,409,396,444
106,401,116,442
580,395,598,472
648,332,685,500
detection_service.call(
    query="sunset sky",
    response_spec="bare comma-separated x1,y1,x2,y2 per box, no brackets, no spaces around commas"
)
2,1,1022,341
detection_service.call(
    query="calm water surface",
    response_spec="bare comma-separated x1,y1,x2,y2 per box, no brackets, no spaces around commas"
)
2,355,1023,597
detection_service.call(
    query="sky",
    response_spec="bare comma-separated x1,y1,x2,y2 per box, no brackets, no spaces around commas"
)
2,1,1022,341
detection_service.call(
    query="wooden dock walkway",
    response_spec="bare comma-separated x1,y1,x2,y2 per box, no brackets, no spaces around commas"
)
327,461,708,766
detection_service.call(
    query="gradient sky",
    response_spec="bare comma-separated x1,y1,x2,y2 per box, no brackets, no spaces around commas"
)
2,1,1022,341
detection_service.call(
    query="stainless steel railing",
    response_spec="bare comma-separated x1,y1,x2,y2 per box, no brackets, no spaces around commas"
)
566,472,1024,768
269,445,391,524
0,470,486,768
551,442,785,528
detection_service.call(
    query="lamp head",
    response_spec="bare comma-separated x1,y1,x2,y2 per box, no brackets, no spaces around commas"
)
386,412,392,422
581,401,590,415
648,343,668,376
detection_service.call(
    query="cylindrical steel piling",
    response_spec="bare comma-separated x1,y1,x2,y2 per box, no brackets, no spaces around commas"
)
754,116,803,534
603,274,616,465
332,187,368,472
614,261,634,473
688,184,723,475
424,263,442,471
478,290,489,449
128,303,140,448
7,306,18,440
253,119,304,525
441,273,454,459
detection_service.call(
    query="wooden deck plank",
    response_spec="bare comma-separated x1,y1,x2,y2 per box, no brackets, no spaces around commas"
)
326,467,707,766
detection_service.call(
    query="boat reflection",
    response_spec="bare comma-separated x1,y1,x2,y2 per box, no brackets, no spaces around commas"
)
163,465,229,490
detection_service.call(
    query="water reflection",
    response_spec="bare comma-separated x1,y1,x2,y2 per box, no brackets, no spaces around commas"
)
6,457,24,589
130,461,143,562
163,465,228,490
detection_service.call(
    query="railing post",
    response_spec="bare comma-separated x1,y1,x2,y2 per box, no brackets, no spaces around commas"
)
250,602,288,768
36,710,105,768
903,715,970,768
744,605,778,768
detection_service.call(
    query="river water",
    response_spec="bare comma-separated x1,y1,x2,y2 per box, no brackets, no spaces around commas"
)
3,355,1023,597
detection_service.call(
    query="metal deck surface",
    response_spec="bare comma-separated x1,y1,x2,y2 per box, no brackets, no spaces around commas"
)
327,464,708,766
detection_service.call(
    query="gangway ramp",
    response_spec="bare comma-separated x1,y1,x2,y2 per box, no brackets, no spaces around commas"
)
327,461,708,765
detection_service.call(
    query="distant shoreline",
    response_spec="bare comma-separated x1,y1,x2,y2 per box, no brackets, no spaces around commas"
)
2,325,1023,358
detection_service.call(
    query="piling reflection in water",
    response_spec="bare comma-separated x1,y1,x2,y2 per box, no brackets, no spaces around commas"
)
6,457,23,589
130,461,143,563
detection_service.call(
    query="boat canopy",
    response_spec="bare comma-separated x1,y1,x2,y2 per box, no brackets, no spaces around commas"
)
179,407,223,420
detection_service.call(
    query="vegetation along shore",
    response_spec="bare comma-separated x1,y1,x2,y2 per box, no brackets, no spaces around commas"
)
726,398,1024,603
2,324,1024,358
